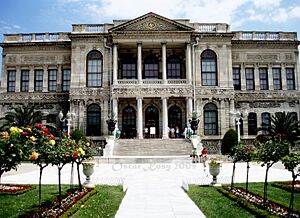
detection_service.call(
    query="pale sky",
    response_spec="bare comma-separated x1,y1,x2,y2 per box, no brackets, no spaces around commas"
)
1,0,300,77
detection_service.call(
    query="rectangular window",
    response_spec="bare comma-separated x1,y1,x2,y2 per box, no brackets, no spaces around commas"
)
272,68,282,90
48,69,57,92
202,59,217,86
7,70,16,92
248,113,257,135
20,70,29,92
62,69,71,92
259,68,268,90
286,68,295,90
245,68,255,90
232,68,241,90
34,70,43,92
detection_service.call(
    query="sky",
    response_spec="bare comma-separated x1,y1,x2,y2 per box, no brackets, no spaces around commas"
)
1,0,300,77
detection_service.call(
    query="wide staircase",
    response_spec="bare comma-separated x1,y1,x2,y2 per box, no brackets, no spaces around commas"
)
98,139,194,164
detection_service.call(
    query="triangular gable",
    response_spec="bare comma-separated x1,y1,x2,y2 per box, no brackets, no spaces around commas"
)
109,12,194,32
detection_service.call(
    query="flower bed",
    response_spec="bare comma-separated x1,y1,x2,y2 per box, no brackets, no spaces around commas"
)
272,181,300,193
218,186,300,218
21,187,96,218
0,184,33,195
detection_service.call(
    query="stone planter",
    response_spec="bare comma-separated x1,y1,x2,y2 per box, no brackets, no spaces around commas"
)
82,161,96,188
209,161,222,185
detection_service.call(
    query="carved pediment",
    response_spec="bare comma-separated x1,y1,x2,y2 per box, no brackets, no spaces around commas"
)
109,12,194,32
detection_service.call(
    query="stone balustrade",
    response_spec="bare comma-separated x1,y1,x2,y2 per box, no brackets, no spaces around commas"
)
72,24,107,33
234,31,297,41
194,23,230,32
3,32,70,43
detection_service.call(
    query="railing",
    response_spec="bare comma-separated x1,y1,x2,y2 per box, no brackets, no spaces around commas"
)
116,79,187,85
142,79,162,84
117,79,138,85
235,32,296,41
72,24,105,33
4,33,69,43
198,24,216,32
85,25,104,32
167,79,187,84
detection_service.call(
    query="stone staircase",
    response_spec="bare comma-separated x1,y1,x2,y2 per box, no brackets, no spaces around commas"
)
113,139,193,156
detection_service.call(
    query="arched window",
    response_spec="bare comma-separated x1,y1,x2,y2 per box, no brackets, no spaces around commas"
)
204,103,218,135
167,56,181,79
168,105,182,130
87,50,102,87
144,55,159,79
201,50,217,86
248,112,257,135
122,56,137,79
86,104,101,136
122,106,136,138
261,112,270,135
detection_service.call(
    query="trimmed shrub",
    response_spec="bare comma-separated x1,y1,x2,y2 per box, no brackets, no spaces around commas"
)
221,129,238,155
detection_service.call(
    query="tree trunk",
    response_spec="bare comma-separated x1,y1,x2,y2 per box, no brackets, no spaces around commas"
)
77,162,82,190
263,166,270,203
0,170,4,184
246,162,250,193
288,172,296,217
58,166,63,207
231,162,236,188
70,162,74,188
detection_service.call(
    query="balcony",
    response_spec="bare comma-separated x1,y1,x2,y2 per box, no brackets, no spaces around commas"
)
194,23,230,33
234,32,297,41
72,24,109,33
3,32,70,43
116,79,188,85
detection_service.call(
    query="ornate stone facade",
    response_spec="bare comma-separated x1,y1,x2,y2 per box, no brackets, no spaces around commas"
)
0,12,299,142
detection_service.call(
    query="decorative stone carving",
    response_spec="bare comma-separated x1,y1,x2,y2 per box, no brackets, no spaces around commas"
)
246,54,279,61
285,53,293,61
234,91,300,101
232,53,239,60
21,55,57,64
0,93,69,103
249,102,281,108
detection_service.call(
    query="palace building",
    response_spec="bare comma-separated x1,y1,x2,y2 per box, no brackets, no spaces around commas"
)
1,12,299,149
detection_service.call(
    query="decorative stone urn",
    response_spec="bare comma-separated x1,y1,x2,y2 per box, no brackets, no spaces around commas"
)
106,119,117,134
82,161,96,188
209,159,222,185
189,112,199,134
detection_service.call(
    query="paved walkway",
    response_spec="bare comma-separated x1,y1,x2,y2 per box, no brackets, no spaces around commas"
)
2,160,292,218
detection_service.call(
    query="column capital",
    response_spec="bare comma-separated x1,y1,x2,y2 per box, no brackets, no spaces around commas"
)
136,97,143,100
161,96,168,100
137,41,142,45
161,42,167,45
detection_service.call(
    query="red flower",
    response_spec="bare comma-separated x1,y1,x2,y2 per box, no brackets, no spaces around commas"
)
73,151,78,159
63,153,67,157
37,124,43,130
69,143,73,147
22,131,29,135
44,128,49,135
50,134,55,140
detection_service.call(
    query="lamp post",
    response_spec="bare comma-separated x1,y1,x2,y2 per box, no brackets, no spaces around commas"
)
230,110,248,143
58,110,72,136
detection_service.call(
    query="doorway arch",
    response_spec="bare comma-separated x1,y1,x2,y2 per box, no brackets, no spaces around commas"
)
145,105,159,138
122,106,136,138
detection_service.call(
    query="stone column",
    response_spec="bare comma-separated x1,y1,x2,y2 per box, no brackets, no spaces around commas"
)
229,99,235,128
29,66,34,92
186,43,192,84
220,99,226,135
56,65,62,92
113,43,118,84
137,42,142,84
162,43,167,84
112,98,118,129
15,65,21,92
281,63,287,90
137,97,143,139
43,65,48,92
241,63,246,90
186,97,193,125
254,64,260,90
162,97,168,139
268,64,273,90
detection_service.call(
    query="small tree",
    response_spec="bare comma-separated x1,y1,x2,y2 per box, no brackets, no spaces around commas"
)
257,137,289,202
281,153,300,216
240,144,256,193
229,143,244,188
222,129,238,155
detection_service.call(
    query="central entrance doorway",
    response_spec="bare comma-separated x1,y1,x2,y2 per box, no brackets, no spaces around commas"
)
122,106,136,138
145,105,159,138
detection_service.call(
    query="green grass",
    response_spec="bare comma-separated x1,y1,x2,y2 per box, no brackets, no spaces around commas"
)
0,185,69,217
73,185,125,218
188,185,255,218
236,182,300,212
0,185,125,218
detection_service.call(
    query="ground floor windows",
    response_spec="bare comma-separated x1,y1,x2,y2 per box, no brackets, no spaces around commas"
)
204,103,218,135
248,112,257,135
86,104,101,136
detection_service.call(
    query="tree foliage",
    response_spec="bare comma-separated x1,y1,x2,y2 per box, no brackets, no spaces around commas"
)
222,129,238,155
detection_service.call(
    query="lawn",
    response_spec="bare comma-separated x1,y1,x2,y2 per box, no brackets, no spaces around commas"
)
188,182,300,217
0,185,124,218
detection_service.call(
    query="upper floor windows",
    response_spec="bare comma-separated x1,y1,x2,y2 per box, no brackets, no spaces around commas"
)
62,69,71,92
48,69,57,92
7,70,16,92
21,70,29,92
201,50,217,86
122,56,137,79
34,70,43,92
144,55,159,79
272,68,282,90
167,56,181,79
286,68,295,90
233,68,241,90
245,68,255,90
259,68,268,90
87,50,102,87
